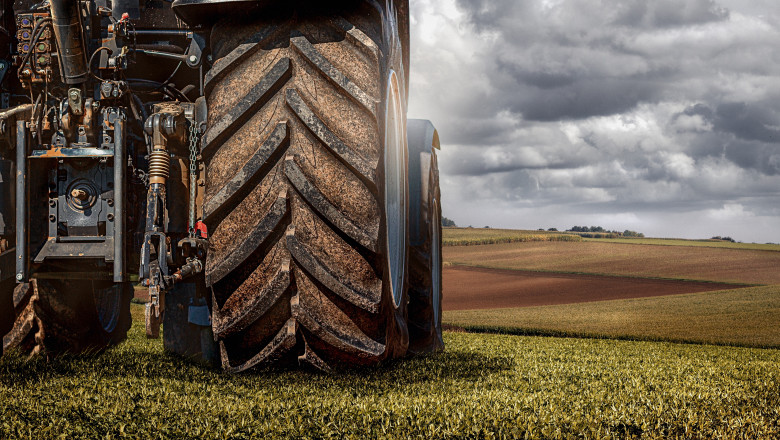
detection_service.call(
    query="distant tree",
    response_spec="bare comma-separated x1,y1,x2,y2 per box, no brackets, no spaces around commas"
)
442,217,456,227
484,226,490,229
548,228,558,231
537,228,544,231
711,236,735,242
623,230,644,238
589,226,605,233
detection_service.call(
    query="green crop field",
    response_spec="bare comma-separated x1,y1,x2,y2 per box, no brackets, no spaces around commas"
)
444,284,780,348
443,227,581,246
1,304,779,439
442,227,780,251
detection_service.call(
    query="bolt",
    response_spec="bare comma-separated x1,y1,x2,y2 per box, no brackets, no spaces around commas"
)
71,188,88,200
107,213,114,221
49,214,56,222
197,178,205,187
69,89,79,100
189,55,198,64
49,199,56,207
100,82,113,97
107,199,114,207
16,273,23,281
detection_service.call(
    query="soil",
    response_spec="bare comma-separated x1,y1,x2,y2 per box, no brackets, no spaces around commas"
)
443,265,741,311
443,241,780,285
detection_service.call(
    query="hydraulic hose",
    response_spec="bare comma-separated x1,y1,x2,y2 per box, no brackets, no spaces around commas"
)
49,0,88,84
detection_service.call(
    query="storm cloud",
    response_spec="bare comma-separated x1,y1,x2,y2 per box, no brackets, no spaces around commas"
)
407,0,780,242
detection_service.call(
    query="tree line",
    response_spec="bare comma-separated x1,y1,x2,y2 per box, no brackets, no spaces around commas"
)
567,226,644,237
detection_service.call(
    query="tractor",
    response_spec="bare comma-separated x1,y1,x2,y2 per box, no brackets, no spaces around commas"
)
0,0,442,370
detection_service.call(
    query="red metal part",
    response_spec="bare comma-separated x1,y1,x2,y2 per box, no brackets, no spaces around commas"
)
195,220,207,238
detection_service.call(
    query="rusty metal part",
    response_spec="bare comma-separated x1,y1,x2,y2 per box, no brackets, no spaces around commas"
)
30,147,114,158
140,104,203,337
70,188,88,200
145,108,185,184
67,88,83,115
145,297,162,338
0,104,33,136
148,150,170,185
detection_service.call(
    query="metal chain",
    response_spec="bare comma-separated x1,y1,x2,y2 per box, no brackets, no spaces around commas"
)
187,119,200,235
188,119,199,178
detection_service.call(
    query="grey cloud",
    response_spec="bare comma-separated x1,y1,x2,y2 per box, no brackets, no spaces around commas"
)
714,102,780,144
518,79,659,121
612,0,729,28
409,0,780,242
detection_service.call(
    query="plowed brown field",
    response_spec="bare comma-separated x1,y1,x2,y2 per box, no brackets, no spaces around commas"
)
443,266,739,311
444,241,780,285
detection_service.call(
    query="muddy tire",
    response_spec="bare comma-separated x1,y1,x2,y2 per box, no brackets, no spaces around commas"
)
204,2,410,371
406,120,443,354
2,279,131,356
0,272,13,356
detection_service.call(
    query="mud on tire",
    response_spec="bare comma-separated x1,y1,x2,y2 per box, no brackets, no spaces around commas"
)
2,279,132,356
204,2,410,371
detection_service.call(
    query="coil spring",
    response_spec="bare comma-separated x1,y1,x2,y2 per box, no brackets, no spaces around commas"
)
148,149,170,180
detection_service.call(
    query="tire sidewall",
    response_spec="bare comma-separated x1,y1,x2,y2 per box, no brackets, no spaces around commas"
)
429,155,444,348
377,1,410,359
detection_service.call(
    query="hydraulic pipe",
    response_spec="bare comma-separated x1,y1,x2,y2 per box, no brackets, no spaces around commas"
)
113,119,125,282
49,0,88,84
15,120,27,282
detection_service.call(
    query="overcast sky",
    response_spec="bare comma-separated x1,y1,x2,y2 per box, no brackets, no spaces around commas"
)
406,0,780,243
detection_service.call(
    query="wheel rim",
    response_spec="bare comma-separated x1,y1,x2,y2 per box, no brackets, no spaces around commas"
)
384,70,407,308
432,198,442,325
94,283,121,333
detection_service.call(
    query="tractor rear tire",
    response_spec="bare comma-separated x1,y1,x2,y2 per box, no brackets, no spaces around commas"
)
204,2,410,371
2,279,131,356
407,120,443,354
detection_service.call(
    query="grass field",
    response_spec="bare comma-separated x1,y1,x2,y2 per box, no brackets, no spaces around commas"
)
443,241,780,285
1,304,779,439
444,284,780,348
441,228,780,251
443,227,581,246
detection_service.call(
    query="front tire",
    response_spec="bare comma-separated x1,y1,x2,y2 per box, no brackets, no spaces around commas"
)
204,2,410,371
